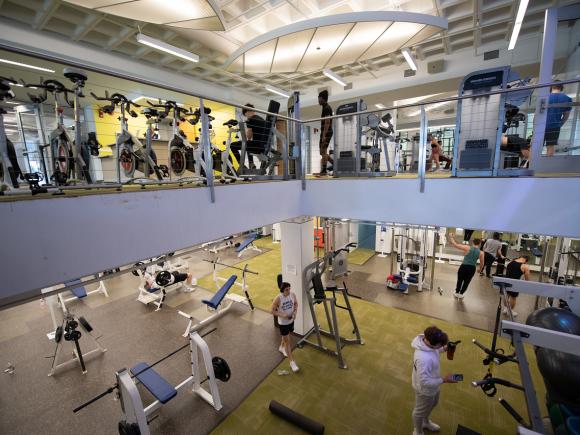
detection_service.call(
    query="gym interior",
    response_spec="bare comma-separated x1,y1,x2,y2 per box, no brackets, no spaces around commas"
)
1,1,580,435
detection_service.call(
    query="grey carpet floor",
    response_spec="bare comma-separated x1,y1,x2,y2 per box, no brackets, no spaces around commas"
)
0,256,282,435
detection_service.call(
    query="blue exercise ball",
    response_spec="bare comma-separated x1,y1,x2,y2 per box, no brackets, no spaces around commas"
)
526,307,580,335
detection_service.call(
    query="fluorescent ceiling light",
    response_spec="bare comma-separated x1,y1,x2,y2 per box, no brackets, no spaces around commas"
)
375,103,386,109
508,0,529,50
265,85,290,98
323,69,347,87
4,101,20,105
0,58,55,73
408,101,449,117
136,34,199,63
401,48,417,71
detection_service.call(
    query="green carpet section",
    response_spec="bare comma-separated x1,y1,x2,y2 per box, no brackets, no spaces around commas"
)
348,248,376,265
197,237,282,312
213,293,546,435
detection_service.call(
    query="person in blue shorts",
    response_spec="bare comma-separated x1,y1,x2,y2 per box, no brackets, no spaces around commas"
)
545,82,573,156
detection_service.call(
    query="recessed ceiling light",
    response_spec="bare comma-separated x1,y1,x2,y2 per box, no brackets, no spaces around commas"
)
0,58,55,73
323,69,347,87
136,34,199,63
265,85,290,98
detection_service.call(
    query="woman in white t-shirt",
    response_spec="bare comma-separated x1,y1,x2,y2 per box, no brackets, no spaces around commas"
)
271,282,299,373
479,232,504,278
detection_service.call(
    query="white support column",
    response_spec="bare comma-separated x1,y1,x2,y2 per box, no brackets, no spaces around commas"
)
280,217,315,335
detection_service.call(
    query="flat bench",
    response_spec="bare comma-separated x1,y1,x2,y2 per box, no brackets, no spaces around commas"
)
236,234,257,253
131,362,177,404
65,279,87,299
202,275,237,309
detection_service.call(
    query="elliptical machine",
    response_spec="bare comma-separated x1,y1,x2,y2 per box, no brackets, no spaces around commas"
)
91,91,164,182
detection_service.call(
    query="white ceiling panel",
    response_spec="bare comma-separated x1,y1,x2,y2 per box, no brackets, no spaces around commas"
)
271,29,316,73
64,0,119,8
99,0,214,24
359,21,425,61
243,39,277,73
326,21,391,68
298,23,353,72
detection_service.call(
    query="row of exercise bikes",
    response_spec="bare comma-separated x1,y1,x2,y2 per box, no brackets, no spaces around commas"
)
1,67,279,196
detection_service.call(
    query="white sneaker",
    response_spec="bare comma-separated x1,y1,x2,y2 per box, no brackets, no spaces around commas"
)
423,420,440,432
453,292,459,298
512,311,518,317
184,285,195,293
457,293,464,299
278,345,287,357
290,360,299,373
502,307,508,314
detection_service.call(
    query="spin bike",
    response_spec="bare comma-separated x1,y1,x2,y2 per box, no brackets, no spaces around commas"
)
219,119,244,183
146,99,203,182
91,92,164,181
23,70,96,185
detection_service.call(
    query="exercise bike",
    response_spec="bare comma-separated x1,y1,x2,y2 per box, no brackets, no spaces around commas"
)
91,91,164,182
219,119,244,183
145,99,204,182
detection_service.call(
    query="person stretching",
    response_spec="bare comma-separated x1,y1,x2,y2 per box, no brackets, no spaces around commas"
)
503,255,530,317
271,282,299,373
449,233,484,299
411,325,457,435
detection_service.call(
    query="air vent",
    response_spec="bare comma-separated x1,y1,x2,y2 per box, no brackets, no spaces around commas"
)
484,49,500,61
428,60,445,74
404,69,416,77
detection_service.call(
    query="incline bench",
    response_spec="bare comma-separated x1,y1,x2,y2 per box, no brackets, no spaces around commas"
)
236,233,262,258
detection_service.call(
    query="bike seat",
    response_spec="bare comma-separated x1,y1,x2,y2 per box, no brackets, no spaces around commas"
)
223,119,238,127
64,67,88,83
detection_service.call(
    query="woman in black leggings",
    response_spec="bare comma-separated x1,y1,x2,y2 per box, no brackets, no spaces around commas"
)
448,234,484,299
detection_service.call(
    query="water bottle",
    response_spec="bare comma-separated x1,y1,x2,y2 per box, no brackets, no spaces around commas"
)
277,370,290,376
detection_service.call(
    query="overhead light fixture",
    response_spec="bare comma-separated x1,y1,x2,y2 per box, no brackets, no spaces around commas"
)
375,103,386,109
0,58,55,73
136,34,199,63
265,85,290,98
408,101,449,117
323,69,347,87
508,0,529,50
401,48,417,71
4,101,20,105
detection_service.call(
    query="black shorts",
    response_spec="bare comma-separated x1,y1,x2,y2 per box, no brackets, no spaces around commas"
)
279,322,294,336
507,291,519,298
172,272,188,283
544,129,561,146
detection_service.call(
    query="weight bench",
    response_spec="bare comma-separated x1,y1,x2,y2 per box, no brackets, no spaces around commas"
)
136,267,193,311
179,274,245,337
236,233,262,258
58,277,109,307
131,363,177,404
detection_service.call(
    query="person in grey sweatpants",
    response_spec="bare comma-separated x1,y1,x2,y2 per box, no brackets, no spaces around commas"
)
411,326,457,435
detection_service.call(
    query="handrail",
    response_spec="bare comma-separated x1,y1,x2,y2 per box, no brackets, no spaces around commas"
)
302,77,580,124
2,43,578,126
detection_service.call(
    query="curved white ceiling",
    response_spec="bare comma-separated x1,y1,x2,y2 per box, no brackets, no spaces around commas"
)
224,11,448,74
63,0,226,31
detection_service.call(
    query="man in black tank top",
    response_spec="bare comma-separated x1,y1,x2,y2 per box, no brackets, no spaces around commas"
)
503,256,530,317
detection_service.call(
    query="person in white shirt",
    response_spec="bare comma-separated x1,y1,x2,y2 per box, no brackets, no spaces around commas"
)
479,232,505,278
411,326,457,435
271,282,299,373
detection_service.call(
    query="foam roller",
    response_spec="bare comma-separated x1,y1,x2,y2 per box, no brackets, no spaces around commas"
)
269,400,325,435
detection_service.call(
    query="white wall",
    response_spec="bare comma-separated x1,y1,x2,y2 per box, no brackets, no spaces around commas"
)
0,181,302,306
3,177,580,307
302,177,580,239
